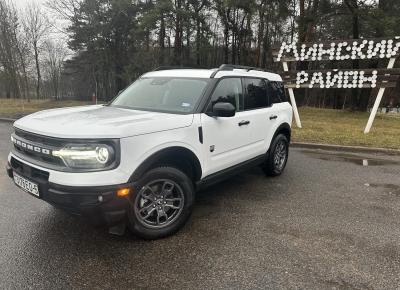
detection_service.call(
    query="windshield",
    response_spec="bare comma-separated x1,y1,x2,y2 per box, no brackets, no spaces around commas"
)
111,77,210,114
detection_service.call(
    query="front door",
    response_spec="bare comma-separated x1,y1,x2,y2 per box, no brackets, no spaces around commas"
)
200,77,257,176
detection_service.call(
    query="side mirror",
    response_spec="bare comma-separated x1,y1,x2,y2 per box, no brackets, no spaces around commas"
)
212,102,236,117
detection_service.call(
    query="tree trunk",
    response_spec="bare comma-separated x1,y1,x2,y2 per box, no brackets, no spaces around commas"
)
16,45,29,100
174,0,182,65
344,0,361,110
185,19,190,64
299,0,306,42
159,13,166,65
256,4,265,67
305,0,320,42
196,18,201,65
223,26,229,63
231,30,236,64
34,41,41,99
351,9,361,110
261,15,270,68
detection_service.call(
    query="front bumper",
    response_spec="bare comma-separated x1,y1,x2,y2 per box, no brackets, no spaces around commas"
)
6,157,134,226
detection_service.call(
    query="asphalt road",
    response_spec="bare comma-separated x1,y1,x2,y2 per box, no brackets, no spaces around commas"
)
1,121,400,289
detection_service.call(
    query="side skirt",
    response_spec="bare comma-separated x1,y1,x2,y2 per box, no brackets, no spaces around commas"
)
196,154,266,190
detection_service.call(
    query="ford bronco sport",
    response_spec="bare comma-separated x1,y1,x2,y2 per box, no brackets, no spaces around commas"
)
6,64,292,239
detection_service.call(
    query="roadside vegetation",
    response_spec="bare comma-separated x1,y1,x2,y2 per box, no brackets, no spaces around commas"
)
292,107,400,149
0,99,398,149
0,99,92,119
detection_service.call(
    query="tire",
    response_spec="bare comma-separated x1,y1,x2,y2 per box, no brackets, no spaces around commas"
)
262,134,289,176
128,166,195,239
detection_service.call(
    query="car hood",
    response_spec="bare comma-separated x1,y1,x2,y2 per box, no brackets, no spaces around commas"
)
13,105,194,139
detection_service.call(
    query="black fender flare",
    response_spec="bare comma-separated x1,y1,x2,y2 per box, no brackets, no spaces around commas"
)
129,146,202,182
272,122,291,142
266,123,291,159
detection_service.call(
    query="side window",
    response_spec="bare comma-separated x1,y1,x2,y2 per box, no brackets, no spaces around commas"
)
268,81,288,104
208,78,243,112
243,78,268,110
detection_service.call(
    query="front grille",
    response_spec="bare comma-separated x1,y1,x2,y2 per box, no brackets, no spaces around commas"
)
12,129,64,167
11,157,49,181
13,144,64,166
14,129,64,147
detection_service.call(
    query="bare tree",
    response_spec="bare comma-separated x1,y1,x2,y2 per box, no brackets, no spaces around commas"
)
0,0,22,98
45,0,80,22
23,3,51,99
43,39,68,99
15,26,31,100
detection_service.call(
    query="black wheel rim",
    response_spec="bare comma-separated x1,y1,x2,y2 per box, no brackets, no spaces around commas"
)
274,140,287,171
134,179,185,229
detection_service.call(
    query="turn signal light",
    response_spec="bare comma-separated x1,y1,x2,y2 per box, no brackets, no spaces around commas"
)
117,188,130,197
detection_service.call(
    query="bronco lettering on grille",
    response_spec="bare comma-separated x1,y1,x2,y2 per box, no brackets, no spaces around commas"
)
11,136,52,155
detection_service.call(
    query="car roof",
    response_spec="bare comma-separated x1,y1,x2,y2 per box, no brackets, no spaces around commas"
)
142,68,283,82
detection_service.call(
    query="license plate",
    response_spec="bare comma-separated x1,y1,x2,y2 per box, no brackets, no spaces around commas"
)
13,172,40,197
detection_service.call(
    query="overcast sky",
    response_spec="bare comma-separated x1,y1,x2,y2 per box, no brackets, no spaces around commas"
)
13,0,70,44
14,0,47,9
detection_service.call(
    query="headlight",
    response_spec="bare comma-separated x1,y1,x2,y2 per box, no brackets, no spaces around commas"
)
52,144,115,169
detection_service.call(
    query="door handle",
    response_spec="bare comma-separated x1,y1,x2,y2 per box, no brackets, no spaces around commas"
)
238,120,250,126
269,115,278,120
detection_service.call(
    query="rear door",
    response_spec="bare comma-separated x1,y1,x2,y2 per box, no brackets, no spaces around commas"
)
266,81,291,146
242,78,275,156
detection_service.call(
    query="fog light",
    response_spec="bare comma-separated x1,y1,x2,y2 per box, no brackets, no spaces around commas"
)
117,188,130,197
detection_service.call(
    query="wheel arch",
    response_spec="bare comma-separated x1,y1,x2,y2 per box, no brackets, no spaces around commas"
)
130,146,203,183
272,122,291,143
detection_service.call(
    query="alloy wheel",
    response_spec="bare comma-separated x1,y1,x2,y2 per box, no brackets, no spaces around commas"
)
273,140,287,171
134,179,185,229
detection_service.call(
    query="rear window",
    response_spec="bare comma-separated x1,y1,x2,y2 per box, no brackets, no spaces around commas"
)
243,78,268,110
268,81,288,104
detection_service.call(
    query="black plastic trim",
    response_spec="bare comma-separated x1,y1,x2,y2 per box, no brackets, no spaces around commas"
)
196,154,266,190
7,160,132,225
198,127,203,144
48,181,135,195
6,162,13,178
129,146,203,182
193,79,219,113
273,123,292,143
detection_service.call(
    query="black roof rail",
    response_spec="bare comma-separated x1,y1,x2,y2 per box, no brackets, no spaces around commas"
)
153,66,197,71
210,64,267,78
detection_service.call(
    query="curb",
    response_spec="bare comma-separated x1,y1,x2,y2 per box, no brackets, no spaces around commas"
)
0,118,16,123
292,142,400,156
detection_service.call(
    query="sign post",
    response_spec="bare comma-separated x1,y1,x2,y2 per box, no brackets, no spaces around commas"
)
364,57,397,133
282,61,302,128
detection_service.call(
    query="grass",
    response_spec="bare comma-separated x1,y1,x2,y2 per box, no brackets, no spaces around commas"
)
0,99,399,149
292,107,400,149
0,99,93,118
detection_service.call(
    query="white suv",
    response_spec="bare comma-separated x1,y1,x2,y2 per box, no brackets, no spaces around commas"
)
6,65,293,239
